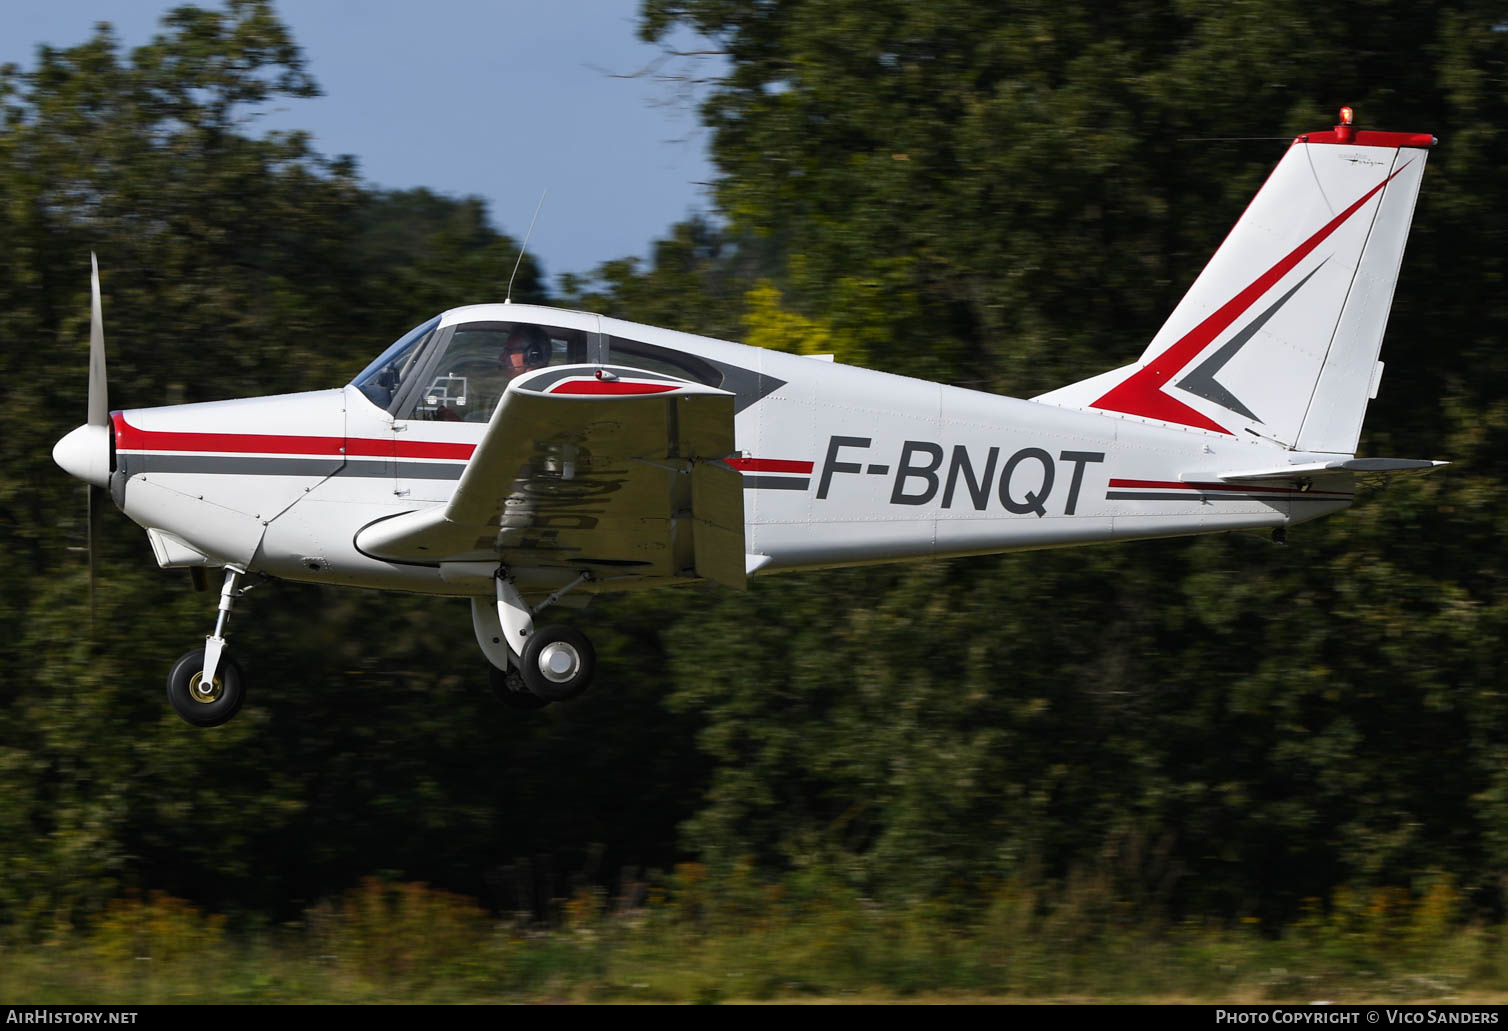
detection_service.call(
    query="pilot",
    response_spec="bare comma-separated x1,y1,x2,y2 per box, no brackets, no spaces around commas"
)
500,324,551,379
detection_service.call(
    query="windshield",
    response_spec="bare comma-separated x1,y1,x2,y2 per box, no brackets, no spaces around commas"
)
351,316,441,409
406,320,588,422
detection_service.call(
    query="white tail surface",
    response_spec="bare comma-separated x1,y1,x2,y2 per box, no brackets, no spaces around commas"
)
1034,123,1433,455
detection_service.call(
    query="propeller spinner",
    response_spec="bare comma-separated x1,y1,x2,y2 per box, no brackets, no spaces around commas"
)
52,254,114,488
52,254,115,625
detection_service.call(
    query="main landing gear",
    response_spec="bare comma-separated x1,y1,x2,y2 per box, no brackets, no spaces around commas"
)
487,665,551,710
473,570,597,708
166,566,250,727
164,565,598,726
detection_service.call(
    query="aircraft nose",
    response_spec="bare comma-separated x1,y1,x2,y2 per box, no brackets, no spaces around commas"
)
53,423,112,488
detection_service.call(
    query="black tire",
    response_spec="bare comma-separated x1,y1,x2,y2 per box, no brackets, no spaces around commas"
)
166,647,246,728
487,663,551,710
519,625,596,702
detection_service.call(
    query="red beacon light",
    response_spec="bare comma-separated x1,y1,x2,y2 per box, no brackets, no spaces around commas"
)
1296,104,1435,148
1336,105,1356,142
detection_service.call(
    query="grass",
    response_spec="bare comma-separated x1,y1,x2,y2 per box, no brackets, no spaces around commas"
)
3,869,1507,1004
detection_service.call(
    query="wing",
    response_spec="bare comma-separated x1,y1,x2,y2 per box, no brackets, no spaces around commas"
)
355,365,747,588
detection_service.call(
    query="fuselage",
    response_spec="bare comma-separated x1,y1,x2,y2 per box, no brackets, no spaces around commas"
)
105,302,1354,598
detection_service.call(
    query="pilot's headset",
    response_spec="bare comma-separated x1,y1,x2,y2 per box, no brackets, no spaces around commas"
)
502,325,551,375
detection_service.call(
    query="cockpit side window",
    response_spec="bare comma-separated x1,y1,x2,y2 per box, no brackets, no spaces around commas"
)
404,321,589,422
606,336,723,387
351,316,441,411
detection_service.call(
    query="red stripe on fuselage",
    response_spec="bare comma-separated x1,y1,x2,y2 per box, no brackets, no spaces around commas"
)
111,413,475,461
724,458,815,473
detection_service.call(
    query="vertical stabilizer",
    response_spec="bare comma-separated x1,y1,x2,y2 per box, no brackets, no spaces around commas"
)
1033,116,1433,455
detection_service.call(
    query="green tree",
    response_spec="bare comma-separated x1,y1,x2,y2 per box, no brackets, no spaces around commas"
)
353,188,546,339
558,215,760,342
633,0,1508,919
0,3,701,933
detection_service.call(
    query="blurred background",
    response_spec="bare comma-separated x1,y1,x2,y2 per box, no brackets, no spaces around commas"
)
3,0,1507,1002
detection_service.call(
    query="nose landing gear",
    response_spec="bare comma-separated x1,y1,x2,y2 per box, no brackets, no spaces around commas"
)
166,566,250,727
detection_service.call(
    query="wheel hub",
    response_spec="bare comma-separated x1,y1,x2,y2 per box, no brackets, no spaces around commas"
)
187,671,223,704
537,642,580,683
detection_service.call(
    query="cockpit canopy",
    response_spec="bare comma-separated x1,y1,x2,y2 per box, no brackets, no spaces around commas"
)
353,309,734,423
353,316,589,421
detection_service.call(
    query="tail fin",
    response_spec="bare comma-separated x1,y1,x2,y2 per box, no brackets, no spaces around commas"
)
1034,117,1434,455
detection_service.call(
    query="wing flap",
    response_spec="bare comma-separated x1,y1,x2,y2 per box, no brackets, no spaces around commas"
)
690,462,747,589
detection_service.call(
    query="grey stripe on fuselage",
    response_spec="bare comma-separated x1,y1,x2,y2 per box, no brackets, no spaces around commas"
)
122,454,465,480
352,460,465,480
741,476,810,491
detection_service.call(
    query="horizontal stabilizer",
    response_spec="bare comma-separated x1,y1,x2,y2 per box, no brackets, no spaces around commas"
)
1184,458,1448,483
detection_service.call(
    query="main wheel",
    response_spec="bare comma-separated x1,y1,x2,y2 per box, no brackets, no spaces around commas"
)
519,625,596,702
487,663,551,710
166,647,246,727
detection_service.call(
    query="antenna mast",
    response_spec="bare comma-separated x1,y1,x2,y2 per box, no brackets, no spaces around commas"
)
505,189,548,304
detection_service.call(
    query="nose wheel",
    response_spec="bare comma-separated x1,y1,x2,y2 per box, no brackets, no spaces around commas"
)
166,565,251,727
166,647,245,727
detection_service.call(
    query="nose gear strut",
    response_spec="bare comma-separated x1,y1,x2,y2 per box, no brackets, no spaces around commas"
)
165,566,254,727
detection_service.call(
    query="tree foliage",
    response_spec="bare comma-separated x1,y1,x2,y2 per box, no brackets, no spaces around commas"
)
0,2,691,934
4,0,1508,939
631,0,1508,921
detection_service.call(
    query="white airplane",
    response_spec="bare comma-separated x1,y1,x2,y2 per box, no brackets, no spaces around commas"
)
53,110,1446,727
